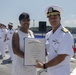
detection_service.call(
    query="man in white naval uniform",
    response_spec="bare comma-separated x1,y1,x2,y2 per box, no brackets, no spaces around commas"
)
36,6,74,75
0,23,6,58
2,24,7,53
7,22,14,61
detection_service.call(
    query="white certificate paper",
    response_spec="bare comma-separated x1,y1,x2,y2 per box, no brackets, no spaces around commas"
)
24,38,46,65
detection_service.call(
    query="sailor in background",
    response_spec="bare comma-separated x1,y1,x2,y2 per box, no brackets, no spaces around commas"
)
0,23,6,58
7,22,14,61
2,24,7,53
36,5,74,75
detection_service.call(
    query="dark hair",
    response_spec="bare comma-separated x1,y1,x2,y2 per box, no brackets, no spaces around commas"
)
19,12,30,21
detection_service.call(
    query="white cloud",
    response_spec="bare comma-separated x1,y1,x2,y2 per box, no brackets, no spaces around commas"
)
62,19,76,27
70,15,76,19
61,14,76,27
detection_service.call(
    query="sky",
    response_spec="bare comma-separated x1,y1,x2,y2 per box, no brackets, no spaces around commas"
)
0,0,76,28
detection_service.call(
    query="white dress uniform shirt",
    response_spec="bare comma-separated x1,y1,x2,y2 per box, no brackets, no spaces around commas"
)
7,29,14,41
45,25,74,75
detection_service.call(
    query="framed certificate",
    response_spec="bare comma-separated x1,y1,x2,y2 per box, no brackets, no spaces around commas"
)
24,38,46,65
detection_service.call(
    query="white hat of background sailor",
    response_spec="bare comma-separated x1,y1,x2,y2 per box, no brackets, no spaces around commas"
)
8,22,13,26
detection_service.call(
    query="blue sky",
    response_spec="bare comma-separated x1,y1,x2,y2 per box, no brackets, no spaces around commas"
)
0,0,76,28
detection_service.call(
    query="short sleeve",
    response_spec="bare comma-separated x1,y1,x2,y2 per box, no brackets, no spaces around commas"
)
45,31,51,51
57,32,74,57
45,34,48,50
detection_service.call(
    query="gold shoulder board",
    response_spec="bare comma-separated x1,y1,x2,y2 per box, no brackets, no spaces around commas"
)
61,28,69,33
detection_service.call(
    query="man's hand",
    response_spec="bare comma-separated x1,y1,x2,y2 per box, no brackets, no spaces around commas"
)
36,60,43,68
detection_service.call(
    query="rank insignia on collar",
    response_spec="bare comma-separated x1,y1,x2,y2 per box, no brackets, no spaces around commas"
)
61,27,69,33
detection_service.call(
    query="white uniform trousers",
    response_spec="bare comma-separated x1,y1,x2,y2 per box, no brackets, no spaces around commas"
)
4,41,7,50
0,40,5,57
8,40,13,60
